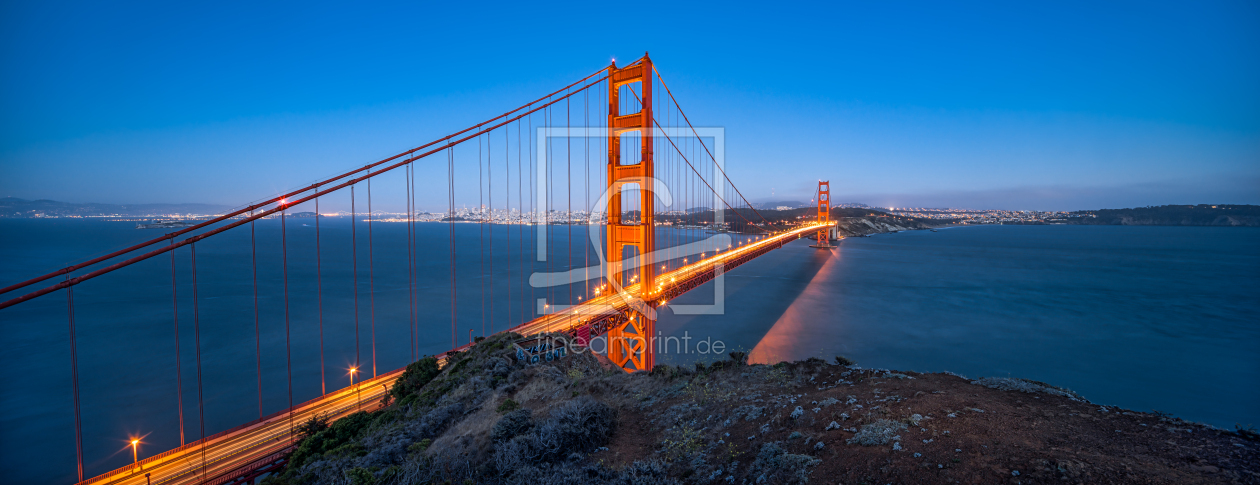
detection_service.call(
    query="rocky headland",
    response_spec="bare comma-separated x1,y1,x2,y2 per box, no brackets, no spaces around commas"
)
259,333,1259,485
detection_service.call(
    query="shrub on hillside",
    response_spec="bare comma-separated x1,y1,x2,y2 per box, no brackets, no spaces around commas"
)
295,412,330,440
388,357,441,403
411,402,464,439
536,396,617,455
492,408,535,442
498,398,520,413
286,411,375,470
493,396,617,474
750,442,821,484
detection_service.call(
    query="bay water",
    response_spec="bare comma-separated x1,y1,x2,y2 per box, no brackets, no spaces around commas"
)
1,220,1256,484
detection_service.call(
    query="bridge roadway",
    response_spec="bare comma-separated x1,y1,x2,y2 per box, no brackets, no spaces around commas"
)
76,223,827,485
491,224,829,340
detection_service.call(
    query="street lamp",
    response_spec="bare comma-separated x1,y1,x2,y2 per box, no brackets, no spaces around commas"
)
349,367,360,411
130,438,141,470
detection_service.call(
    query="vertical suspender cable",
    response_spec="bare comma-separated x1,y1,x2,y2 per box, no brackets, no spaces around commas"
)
66,276,83,482
410,162,419,359
406,164,416,362
528,111,535,323
498,124,504,330
282,207,294,444
170,239,184,446
351,187,360,376
518,117,524,327
191,243,206,482
368,171,375,377
251,211,262,418
584,86,589,307
567,93,572,313
488,129,493,336
316,188,325,395
479,134,485,338
447,146,457,349
546,101,552,311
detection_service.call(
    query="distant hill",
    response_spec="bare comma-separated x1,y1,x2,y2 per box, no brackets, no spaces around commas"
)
0,197,232,218
1068,204,1260,226
753,200,810,210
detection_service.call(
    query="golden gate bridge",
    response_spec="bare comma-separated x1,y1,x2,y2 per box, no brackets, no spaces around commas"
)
0,54,836,485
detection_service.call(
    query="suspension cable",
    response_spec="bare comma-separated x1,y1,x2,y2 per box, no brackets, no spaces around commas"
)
479,134,485,337
405,165,416,362
67,276,83,483
0,66,613,302
316,187,325,393
447,146,457,350
169,239,184,446
623,84,773,233
281,207,294,444
489,128,494,336
654,67,774,225
351,187,360,375
367,171,375,377
190,243,207,482
250,211,261,417
0,73,612,310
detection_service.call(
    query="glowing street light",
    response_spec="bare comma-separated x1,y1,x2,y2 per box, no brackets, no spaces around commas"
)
349,367,361,410
130,438,141,470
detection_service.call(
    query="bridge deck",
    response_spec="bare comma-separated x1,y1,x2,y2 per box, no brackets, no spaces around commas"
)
76,223,826,485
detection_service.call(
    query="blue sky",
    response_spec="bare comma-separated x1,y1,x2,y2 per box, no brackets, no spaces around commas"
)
1,0,1256,211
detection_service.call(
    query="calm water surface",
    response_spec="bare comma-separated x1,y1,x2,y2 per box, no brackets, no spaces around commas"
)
1,220,1257,483
660,224,1260,429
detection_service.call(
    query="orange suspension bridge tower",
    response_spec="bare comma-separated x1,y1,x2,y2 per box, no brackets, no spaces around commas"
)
605,56,656,372
811,180,835,249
